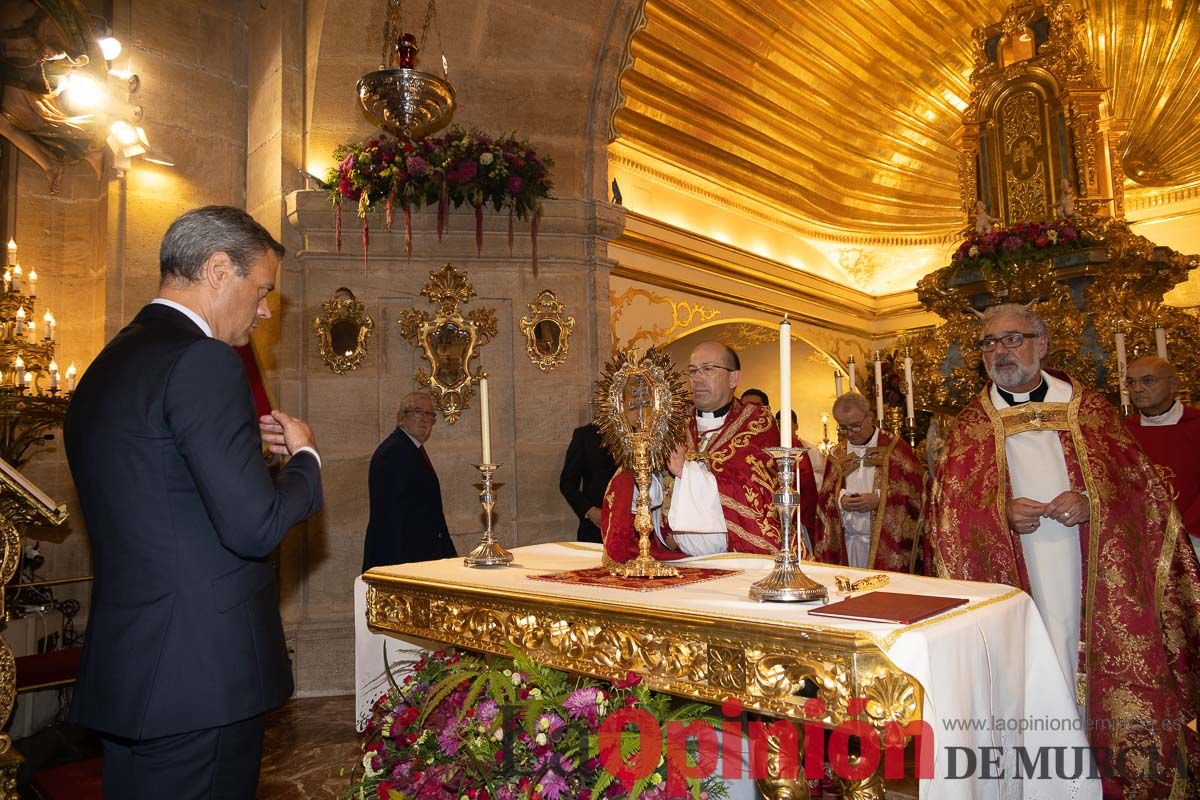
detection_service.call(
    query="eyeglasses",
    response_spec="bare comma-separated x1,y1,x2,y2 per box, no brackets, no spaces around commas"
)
977,332,1041,352
403,408,438,420
836,418,871,434
1124,375,1166,389
687,364,734,378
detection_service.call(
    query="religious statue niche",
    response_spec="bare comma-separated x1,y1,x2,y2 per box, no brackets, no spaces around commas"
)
593,348,690,578
313,288,374,374
907,0,1199,422
519,290,574,372
398,264,497,423
958,0,1120,229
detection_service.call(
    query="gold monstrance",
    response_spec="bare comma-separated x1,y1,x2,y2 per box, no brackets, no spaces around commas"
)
594,349,690,578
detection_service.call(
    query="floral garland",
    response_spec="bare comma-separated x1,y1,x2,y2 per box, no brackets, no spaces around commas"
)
950,219,1090,277
352,648,730,800
328,127,554,271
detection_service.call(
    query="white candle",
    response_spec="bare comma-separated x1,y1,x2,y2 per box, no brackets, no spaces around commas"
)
847,356,857,392
873,352,884,422
834,369,843,397
1154,326,1168,360
14,357,25,388
1114,326,1129,408
779,316,791,448
49,360,58,391
903,349,915,421
27,268,36,297
66,362,77,392
479,376,492,464
44,310,54,341
23,371,32,390
11,264,21,293
26,321,35,343
821,412,829,441
5,239,15,267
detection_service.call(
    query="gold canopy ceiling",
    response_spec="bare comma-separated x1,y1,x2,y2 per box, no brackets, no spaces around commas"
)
613,0,1200,246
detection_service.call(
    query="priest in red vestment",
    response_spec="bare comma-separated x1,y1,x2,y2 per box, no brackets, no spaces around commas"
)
1123,356,1200,562
811,392,926,572
927,304,1200,799
601,342,780,562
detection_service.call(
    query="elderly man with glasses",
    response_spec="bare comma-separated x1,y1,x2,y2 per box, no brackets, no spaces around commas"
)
602,341,780,563
1122,356,1200,562
811,391,925,571
927,303,1200,798
361,391,457,571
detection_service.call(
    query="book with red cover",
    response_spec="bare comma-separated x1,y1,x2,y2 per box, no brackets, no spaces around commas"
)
808,591,969,624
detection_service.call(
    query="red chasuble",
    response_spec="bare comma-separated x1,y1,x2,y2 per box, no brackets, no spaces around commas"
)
600,398,780,563
1124,405,1200,540
927,377,1200,798
811,431,926,572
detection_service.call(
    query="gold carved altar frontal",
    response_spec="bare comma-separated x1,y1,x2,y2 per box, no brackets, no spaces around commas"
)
529,565,740,591
364,576,921,731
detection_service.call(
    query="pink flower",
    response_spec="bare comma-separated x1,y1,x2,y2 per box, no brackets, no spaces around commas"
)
507,175,524,193
456,160,478,181
406,156,427,176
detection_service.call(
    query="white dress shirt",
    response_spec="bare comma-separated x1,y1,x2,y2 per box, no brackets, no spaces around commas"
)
838,428,879,568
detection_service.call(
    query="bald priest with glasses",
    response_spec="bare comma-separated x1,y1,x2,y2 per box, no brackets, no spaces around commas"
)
1123,356,1200,562
811,391,925,572
926,304,1200,799
601,341,781,563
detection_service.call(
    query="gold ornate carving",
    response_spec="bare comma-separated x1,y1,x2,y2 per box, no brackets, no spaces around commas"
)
753,721,810,800
610,286,719,351
313,287,374,375
519,290,574,373
364,580,920,730
398,265,497,423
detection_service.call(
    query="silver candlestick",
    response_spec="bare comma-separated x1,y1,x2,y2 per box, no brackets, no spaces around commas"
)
464,463,513,567
749,447,828,603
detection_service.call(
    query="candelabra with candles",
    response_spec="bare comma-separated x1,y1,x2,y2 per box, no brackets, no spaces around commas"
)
0,240,74,466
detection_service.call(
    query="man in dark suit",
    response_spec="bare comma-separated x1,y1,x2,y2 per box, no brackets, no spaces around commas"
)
63,206,324,799
558,422,617,543
361,391,456,570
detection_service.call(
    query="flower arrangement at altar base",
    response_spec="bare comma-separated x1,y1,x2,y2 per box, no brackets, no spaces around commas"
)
951,218,1091,277
328,126,554,272
348,647,730,800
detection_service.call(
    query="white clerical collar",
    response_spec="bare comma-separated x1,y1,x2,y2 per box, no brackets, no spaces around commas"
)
1140,400,1183,426
696,400,732,420
848,428,880,454
991,370,1072,408
152,298,213,338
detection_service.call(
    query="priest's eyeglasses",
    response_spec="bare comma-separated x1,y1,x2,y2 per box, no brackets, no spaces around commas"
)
836,418,870,434
687,364,734,378
403,408,438,420
977,332,1041,352
1124,375,1164,388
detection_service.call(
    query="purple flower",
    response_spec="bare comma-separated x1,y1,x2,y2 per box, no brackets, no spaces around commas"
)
506,175,524,194
406,156,427,176
1002,235,1023,252
536,712,566,741
537,770,570,800
456,160,478,182
437,725,460,756
563,687,601,727
1060,226,1078,242
476,699,499,727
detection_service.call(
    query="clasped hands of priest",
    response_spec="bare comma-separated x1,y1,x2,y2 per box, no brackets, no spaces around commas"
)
1006,491,1090,534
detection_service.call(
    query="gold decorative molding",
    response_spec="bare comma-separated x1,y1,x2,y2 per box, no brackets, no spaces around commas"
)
364,578,922,729
610,285,719,351
313,287,374,375
398,265,498,423
519,290,575,373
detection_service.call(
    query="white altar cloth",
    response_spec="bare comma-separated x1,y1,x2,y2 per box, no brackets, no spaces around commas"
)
357,542,1098,800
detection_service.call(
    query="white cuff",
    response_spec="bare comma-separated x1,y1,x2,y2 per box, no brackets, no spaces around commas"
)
293,446,322,468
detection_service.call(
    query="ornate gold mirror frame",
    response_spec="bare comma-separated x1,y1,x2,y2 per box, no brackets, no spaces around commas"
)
314,288,374,374
594,348,690,578
399,265,497,423
519,290,574,372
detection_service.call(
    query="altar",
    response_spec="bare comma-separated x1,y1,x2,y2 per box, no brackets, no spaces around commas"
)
357,543,1098,799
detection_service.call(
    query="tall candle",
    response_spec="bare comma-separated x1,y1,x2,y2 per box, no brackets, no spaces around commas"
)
1114,325,1130,408
834,369,843,397
903,349,915,421
43,310,54,341
27,268,36,297
1154,325,1168,360
14,357,24,388
479,376,492,464
26,321,35,343
49,360,58,391
5,239,14,267
66,362,77,392
11,264,21,293
779,316,791,448
847,356,857,392
873,352,884,422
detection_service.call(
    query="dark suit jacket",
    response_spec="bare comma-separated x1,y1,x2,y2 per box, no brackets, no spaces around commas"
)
63,303,323,740
558,423,617,543
361,428,456,571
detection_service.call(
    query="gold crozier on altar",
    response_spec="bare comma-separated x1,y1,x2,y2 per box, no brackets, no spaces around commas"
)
0,457,67,797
